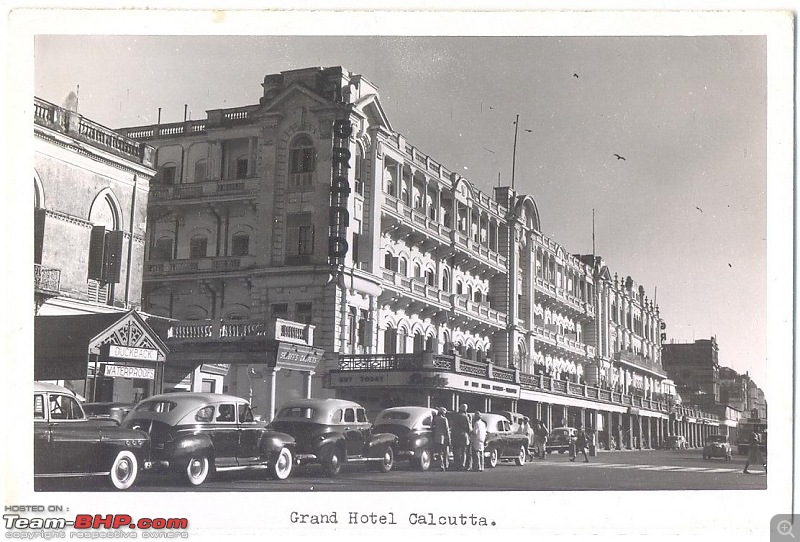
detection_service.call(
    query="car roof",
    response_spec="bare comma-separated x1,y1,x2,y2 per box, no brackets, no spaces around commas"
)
477,413,509,424
278,398,364,410
375,406,436,422
144,392,249,405
128,392,253,425
34,382,75,395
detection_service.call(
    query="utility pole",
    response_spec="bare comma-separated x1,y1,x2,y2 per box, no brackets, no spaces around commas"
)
511,114,520,190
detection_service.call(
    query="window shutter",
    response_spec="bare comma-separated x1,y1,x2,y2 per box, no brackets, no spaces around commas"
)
103,230,124,283
87,226,106,280
34,208,46,264
286,226,299,257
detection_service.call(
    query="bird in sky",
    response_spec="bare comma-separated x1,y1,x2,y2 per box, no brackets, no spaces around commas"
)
524,129,532,133
728,263,732,268
695,206,703,213
573,73,579,78
613,153,626,161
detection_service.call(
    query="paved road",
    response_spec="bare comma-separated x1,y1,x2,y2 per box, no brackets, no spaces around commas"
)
40,449,766,492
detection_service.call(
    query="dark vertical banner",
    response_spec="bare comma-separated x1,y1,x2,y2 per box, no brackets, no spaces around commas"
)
328,118,352,266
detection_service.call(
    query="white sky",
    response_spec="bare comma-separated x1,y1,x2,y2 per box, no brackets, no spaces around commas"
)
34,34,768,387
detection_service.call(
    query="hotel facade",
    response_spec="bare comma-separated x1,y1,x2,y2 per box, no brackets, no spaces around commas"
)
120,66,722,449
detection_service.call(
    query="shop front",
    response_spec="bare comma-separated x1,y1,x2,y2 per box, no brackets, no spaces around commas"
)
34,311,168,403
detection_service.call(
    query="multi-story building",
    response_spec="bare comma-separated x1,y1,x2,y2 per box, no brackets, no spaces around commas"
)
662,338,721,408
33,96,169,403
719,366,748,413
120,66,718,448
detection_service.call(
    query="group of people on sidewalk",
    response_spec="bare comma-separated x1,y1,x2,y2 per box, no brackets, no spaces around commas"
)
431,405,489,472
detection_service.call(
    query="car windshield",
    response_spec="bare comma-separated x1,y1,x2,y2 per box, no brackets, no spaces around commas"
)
707,435,726,443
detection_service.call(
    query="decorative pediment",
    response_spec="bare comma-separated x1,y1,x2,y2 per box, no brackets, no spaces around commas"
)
352,94,393,132
88,311,168,361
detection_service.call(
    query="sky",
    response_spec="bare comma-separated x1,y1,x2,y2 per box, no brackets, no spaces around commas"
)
33,34,768,388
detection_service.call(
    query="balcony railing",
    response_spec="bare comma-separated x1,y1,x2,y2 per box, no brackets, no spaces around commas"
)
168,317,314,346
34,97,154,167
145,255,256,276
150,177,260,201
614,350,667,377
34,264,61,292
332,353,717,418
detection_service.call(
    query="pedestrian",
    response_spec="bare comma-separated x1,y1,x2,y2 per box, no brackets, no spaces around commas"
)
432,407,451,471
472,411,487,472
516,416,533,459
451,404,472,471
743,430,766,474
570,425,589,463
534,420,549,459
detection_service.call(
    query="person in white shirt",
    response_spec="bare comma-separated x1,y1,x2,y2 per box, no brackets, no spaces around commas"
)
471,412,488,472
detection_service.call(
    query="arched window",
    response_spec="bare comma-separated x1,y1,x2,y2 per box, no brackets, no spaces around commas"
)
399,257,407,276
231,233,249,256
153,236,174,261
426,269,436,287
413,331,425,353
474,290,483,303
354,145,365,195
189,235,208,259
413,263,422,278
194,159,208,182
89,190,121,231
456,281,463,295
288,135,315,190
442,269,450,292
159,162,178,185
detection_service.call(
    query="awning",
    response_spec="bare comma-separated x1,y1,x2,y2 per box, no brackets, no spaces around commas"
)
35,310,169,380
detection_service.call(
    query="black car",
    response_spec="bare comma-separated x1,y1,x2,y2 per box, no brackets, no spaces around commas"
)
83,402,135,425
34,382,148,490
374,406,437,471
479,413,530,467
270,398,398,476
124,392,296,486
547,427,578,454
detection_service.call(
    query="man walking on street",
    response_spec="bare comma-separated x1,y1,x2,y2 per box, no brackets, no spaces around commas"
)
432,407,452,471
451,404,472,471
472,411,487,472
570,425,590,463
534,420,549,459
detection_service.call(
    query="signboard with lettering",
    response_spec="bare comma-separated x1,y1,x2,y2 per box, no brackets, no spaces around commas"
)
103,364,155,380
274,343,325,371
328,119,352,266
106,345,159,362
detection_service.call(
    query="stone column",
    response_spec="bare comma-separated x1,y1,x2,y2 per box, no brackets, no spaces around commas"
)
302,371,314,399
606,411,613,450
636,415,643,449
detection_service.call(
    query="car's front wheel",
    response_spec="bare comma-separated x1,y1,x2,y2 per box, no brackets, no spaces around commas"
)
323,446,344,477
270,448,293,481
108,450,138,490
515,445,526,466
376,446,394,473
414,449,432,472
487,447,499,468
184,454,210,486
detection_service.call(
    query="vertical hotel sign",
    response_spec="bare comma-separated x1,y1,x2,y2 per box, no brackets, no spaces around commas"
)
328,118,352,266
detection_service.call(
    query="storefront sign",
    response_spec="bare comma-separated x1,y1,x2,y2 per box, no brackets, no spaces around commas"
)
103,364,155,380
275,343,324,369
409,373,448,388
107,345,159,362
328,119,352,266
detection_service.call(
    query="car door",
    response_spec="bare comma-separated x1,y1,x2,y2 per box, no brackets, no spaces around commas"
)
33,393,52,474
47,393,98,474
498,419,512,456
236,403,261,465
209,403,239,468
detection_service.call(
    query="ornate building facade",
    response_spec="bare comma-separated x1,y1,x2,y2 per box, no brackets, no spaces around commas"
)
121,66,720,448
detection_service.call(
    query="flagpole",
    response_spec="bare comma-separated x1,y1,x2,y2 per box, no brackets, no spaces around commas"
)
511,114,519,190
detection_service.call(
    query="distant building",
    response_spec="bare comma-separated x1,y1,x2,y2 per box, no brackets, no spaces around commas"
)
33,97,168,403
662,338,720,407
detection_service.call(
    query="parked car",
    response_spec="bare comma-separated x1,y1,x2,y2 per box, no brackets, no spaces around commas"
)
270,398,398,476
374,406,436,471
34,382,148,490
702,434,732,461
83,402,135,425
124,392,295,486
480,413,530,467
547,427,577,454
665,435,689,450
492,410,526,432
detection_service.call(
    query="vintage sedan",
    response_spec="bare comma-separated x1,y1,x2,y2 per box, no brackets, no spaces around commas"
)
374,406,437,471
124,392,295,486
83,402,135,425
270,398,398,476
34,382,148,490
547,427,578,454
479,413,529,467
702,434,732,461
